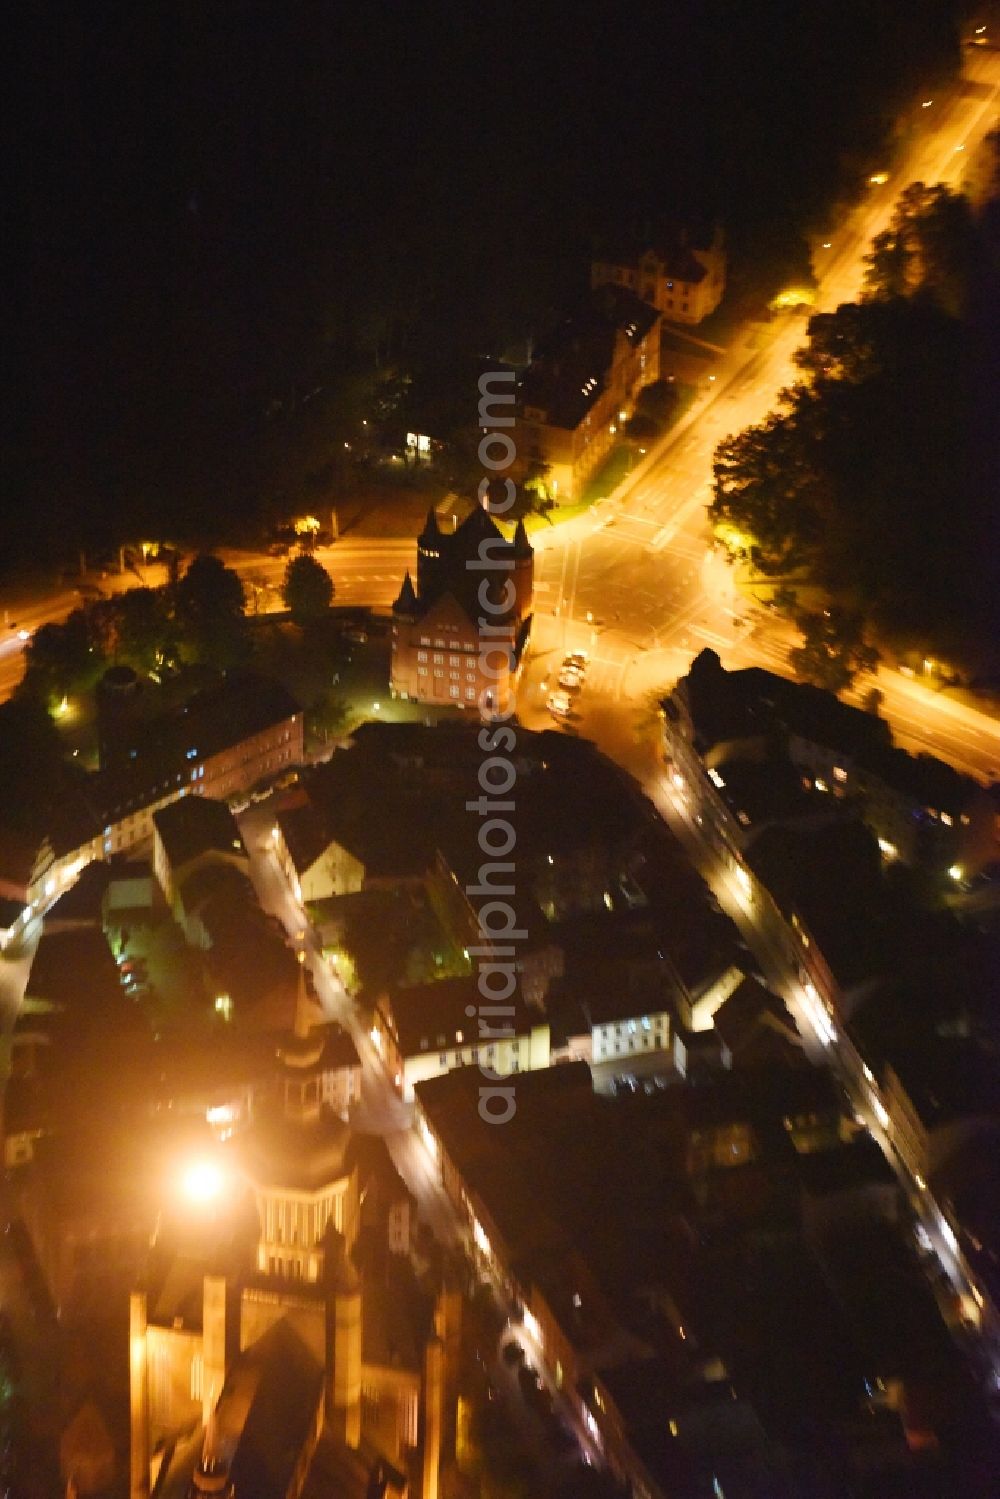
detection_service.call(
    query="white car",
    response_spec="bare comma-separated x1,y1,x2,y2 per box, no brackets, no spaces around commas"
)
547,690,572,718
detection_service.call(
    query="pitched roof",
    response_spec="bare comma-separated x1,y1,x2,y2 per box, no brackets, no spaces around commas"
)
275,803,333,877
519,284,659,431
713,975,800,1057
154,795,246,869
681,649,891,763
391,569,417,615
385,975,538,1056
224,1318,324,1499
90,672,301,822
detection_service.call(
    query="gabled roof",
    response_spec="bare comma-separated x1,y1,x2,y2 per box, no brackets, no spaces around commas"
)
385,976,537,1057
224,1318,324,1499
154,795,246,870
275,803,333,877
713,975,800,1057
519,284,659,431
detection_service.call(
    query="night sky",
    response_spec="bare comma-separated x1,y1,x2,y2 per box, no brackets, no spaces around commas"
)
8,1,963,564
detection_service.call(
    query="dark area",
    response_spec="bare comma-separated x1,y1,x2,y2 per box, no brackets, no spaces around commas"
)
8,1,964,569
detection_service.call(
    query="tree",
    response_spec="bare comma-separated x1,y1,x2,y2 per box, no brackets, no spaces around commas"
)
19,612,95,702
173,554,247,666
710,408,829,574
282,553,334,624
307,688,349,743
790,608,880,694
863,182,975,317
114,587,172,671
0,696,68,832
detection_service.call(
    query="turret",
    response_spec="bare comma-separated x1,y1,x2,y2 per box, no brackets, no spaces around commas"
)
416,508,445,600
391,571,417,617
510,519,534,621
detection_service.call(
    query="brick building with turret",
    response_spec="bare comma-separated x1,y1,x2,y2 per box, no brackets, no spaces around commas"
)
389,503,533,717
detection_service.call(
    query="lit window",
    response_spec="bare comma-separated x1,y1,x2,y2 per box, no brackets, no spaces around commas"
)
417,651,427,662
833,766,847,783
449,685,460,698
433,653,444,663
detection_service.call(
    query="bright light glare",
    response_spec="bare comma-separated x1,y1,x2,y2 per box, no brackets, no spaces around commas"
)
948,865,962,882
182,1160,224,1203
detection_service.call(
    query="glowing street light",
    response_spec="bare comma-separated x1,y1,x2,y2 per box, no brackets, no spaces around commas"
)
181,1160,224,1205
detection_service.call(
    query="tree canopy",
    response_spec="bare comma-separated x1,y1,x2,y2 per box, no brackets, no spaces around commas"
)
173,554,248,667
282,553,335,625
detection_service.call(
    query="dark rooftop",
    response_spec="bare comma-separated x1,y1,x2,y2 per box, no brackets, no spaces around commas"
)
886,1038,1000,1129
746,819,889,988
154,794,246,870
520,284,660,431
679,649,891,763
90,672,301,822
712,975,801,1059
385,975,538,1057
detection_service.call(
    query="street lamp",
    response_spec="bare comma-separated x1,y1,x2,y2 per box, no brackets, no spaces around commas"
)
181,1159,225,1205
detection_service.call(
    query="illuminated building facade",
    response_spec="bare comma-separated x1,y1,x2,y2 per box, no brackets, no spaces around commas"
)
390,505,533,714
515,284,660,502
591,226,726,326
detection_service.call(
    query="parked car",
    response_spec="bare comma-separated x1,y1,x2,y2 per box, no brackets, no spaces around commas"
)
547,690,572,718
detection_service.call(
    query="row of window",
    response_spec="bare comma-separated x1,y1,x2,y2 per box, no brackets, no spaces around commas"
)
599,1015,665,1038
417,651,477,666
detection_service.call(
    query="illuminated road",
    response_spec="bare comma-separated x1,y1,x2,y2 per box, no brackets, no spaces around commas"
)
2,49,998,784
528,42,1000,781
0,538,415,703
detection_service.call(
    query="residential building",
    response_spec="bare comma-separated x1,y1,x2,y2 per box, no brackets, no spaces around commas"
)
591,226,726,326
389,504,533,714
1,673,303,943
712,975,803,1070
663,649,992,872
373,976,550,1102
152,795,248,912
92,671,303,860
515,284,661,501
879,1040,1000,1188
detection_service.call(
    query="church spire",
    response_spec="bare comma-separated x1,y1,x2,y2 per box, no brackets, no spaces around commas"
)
417,506,442,549
392,570,417,615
